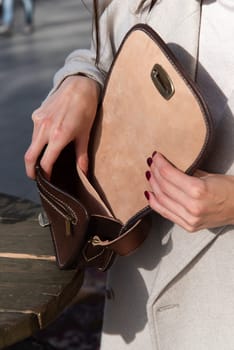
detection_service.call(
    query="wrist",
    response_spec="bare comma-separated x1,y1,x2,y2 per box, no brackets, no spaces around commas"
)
64,74,101,102
226,175,234,225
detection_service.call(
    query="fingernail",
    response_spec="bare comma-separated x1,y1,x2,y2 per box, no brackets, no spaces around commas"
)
147,157,153,166
144,190,150,200
145,170,151,180
152,151,157,157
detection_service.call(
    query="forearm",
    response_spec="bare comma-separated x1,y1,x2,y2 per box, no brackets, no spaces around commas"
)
59,74,101,110
52,49,106,94
218,174,234,226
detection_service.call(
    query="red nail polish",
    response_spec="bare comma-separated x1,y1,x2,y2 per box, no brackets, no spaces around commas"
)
152,151,157,157
145,170,151,180
144,190,150,200
147,157,152,166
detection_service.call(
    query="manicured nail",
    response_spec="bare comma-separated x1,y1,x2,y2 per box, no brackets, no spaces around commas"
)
147,157,153,166
152,151,157,157
145,170,151,180
144,190,150,200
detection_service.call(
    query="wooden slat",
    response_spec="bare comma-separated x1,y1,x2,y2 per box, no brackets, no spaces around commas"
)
0,194,84,349
0,260,84,325
0,312,39,349
0,258,73,285
0,218,55,256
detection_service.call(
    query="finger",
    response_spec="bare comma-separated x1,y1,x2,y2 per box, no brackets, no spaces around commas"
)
151,153,202,197
194,169,209,177
149,153,207,218
146,170,195,225
31,108,46,141
24,122,49,179
24,147,37,179
75,136,89,175
40,134,71,179
25,108,51,178
36,107,77,178
148,165,191,209
145,191,200,232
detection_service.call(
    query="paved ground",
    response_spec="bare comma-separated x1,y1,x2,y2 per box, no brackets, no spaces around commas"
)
0,1,105,349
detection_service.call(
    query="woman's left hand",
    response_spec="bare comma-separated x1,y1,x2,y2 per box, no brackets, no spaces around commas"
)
145,153,234,232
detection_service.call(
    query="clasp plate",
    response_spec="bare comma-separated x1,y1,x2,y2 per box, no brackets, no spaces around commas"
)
151,64,175,100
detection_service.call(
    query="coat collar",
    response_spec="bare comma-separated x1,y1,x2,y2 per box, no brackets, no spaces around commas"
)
131,0,154,14
146,0,202,80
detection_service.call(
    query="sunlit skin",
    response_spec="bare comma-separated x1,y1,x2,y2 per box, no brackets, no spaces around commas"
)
145,152,234,232
24,75,100,179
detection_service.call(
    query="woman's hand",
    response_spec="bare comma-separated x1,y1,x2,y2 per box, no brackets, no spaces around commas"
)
24,75,100,179
145,153,234,232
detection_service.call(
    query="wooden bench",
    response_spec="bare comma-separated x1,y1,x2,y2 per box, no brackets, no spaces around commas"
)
0,193,84,349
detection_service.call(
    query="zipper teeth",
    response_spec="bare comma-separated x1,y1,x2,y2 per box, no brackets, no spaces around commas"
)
37,178,78,225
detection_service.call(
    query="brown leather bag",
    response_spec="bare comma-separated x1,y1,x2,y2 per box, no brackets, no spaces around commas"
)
36,24,214,271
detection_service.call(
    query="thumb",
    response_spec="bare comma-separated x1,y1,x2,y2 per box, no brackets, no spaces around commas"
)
193,169,209,178
75,138,89,175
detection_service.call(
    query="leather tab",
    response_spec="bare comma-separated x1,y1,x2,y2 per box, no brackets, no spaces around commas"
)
89,216,150,256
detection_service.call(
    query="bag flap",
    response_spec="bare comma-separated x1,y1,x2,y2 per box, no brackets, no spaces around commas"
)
90,24,214,223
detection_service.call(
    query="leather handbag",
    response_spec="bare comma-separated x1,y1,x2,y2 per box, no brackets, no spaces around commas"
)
36,24,214,271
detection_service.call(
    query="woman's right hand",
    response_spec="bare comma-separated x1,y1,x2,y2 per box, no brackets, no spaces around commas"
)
24,75,100,179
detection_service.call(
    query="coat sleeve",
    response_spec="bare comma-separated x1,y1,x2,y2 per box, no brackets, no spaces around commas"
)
52,2,115,93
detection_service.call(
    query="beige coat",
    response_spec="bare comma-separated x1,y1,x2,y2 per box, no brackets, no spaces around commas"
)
54,1,234,349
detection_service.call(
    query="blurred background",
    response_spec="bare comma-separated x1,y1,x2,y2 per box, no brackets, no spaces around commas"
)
0,1,105,349
0,0,93,203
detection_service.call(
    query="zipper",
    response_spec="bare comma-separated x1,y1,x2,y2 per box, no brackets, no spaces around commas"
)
37,178,78,236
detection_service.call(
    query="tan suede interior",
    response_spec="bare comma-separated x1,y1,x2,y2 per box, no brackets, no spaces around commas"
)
91,29,209,223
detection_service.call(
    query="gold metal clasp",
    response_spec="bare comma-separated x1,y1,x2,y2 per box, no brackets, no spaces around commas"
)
151,64,175,100
65,218,72,236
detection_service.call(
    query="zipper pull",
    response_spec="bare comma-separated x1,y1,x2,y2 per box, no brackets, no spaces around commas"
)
65,218,72,236
38,211,50,227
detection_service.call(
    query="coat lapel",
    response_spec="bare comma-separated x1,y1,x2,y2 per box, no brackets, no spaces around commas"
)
147,225,223,306
143,0,224,305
